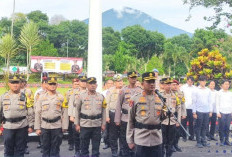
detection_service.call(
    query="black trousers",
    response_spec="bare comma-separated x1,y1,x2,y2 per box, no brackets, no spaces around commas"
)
120,121,133,157
218,113,232,142
195,112,209,144
206,112,217,138
102,122,110,146
3,126,28,157
162,124,176,157
41,128,63,157
68,120,74,145
135,144,162,157
109,111,120,153
80,127,101,157
68,121,80,153
173,126,181,146
181,109,194,139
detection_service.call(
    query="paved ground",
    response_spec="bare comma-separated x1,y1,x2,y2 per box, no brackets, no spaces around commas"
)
1,134,232,157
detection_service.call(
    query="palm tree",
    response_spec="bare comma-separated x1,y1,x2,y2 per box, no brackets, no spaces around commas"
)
0,34,17,73
19,21,40,80
0,34,17,90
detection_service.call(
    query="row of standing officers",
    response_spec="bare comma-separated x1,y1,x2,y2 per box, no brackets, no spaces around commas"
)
0,72,187,157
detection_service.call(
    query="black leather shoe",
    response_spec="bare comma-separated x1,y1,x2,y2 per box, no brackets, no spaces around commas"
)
202,142,210,147
174,145,182,152
210,137,218,141
189,137,196,141
225,140,232,146
182,138,187,142
170,146,176,152
103,144,110,149
69,144,74,151
24,148,30,154
37,143,42,149
75,151,81,157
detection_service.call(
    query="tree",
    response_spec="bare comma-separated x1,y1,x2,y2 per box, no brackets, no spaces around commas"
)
183,0,232,29
218,36,232,68
0,34,17,72
146,55,164,75
19,22,40,80
27,10,49,23
102,27,121,55
32,39,58,57
187,48,232,81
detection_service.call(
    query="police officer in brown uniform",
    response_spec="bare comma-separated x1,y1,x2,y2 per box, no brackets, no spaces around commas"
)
127,72,164,157
106,74,124,157
64,78,80,151
0,75,34,157
74,77,106,157
161,78,181,157
19,75,34,154
35,77,69,157
115,71,142,157
171,80,186,152
69,76,87,157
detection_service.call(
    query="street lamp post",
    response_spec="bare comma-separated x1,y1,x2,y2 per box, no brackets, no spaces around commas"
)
11,0,15,37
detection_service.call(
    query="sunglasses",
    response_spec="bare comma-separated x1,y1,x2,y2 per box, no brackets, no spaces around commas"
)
48,83,57,86
10,81,20,84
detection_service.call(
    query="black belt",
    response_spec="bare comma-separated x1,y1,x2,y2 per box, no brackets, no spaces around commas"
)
80,113,102,120
5,116,26,123
42,116,61,123
135,122,161,130
122,108,128,114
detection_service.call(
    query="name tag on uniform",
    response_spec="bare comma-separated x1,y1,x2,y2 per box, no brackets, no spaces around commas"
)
139,97,146,103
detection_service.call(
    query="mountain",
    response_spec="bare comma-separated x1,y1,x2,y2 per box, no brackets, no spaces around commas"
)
83,7,192,38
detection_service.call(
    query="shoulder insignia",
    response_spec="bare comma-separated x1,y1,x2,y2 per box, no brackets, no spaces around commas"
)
182,97,185,103
102,99,107,108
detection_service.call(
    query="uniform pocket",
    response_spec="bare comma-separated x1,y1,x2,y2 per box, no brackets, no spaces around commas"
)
42,101,49,111
3,100,10,111
17,101,26,110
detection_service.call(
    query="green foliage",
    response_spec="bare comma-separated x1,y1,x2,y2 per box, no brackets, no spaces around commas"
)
32,39,58,56
0,34,18,70
27,10,49,23
103,27,121,55
187,49,231,81
183,0,232,29
121,25,165,61
146,55,164,75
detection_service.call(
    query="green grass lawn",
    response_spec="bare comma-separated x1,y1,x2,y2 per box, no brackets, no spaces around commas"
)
0,87,69,96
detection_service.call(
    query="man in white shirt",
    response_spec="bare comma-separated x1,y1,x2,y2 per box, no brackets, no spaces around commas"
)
216,80,232,146
206,80,217,141
180,76,196,141
192,76,212,148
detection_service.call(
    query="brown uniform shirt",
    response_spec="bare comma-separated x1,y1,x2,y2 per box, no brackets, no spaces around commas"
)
65,88,79,116
114,86,142,123
68,89,86,117
127,91,163,146
34,91,69,130
74,91,106,127
173,90,187,117
161,91,181,125
0,91,34,129
105,87,121,119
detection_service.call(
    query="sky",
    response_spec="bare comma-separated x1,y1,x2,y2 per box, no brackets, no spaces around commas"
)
0,0,230,33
